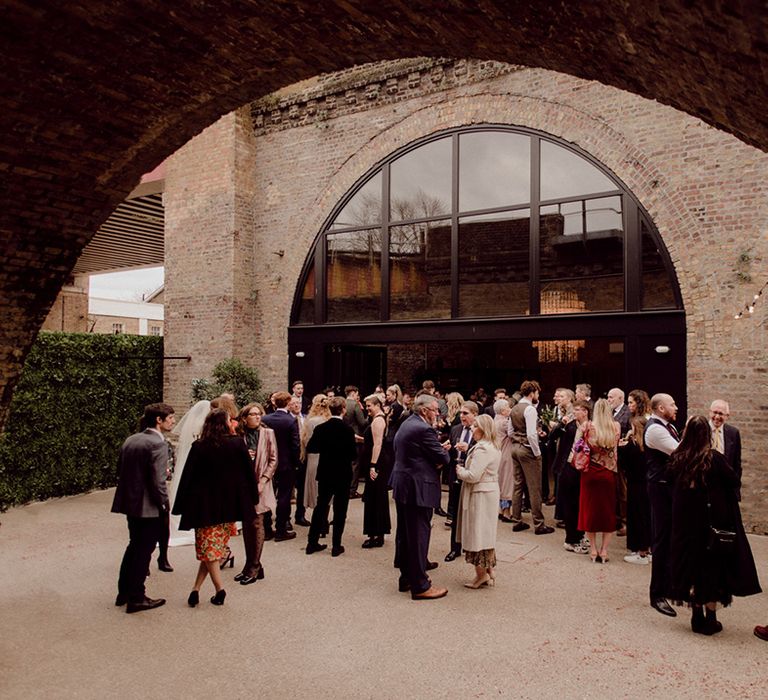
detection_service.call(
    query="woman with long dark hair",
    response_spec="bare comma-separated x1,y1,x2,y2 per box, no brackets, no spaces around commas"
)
360,394,392,548
668,415,760,635
172,408,257,607
620,415,653,564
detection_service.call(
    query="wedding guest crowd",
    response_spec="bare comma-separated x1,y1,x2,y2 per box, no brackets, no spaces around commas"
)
112,377,762,639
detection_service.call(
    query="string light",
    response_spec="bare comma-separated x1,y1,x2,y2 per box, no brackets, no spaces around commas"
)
734,279,767,319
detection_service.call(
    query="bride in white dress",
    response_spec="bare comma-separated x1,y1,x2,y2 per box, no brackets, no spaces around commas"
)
168,399,210,546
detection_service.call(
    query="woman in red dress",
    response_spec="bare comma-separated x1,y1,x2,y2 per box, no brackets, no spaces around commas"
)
573,398,620,562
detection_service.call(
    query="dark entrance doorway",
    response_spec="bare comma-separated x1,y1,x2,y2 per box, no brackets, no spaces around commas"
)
323,344,387,393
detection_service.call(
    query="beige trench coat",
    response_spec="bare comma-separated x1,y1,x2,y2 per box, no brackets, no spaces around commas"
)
456,440,501,553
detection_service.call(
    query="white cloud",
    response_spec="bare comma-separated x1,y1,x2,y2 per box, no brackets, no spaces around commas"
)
89,267,164,301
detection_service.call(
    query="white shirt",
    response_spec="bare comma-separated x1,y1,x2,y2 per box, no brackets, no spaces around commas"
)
645,416,679,455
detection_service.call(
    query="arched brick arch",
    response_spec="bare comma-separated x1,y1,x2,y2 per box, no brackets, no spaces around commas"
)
2,1,767,423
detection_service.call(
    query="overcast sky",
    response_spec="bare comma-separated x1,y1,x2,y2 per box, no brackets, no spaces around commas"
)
89,266,164,301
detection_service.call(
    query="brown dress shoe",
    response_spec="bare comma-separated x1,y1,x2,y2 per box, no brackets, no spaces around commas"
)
754,625,768,641
411,586,448,601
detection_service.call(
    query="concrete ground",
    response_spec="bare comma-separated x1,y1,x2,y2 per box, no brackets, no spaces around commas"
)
1,489,766,699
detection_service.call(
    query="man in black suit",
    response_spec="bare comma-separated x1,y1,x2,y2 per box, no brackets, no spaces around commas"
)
261,391,301,541
292,379,312,416
390,394,451,600
607,387,631,535
444,401,479,562
710,399,743,499
111,403,175,613
305,397,358,557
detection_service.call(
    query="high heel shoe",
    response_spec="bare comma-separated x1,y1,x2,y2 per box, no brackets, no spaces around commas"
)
599,551,609,563
590,552,602,563
187,590,199,607
210,589,226,606
219,548,234,570
464,573,491,589
486,568,496,585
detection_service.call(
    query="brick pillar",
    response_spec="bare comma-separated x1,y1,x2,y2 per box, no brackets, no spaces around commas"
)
163,108,262,413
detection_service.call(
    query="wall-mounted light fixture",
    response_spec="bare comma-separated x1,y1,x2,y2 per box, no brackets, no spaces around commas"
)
655,345,670,354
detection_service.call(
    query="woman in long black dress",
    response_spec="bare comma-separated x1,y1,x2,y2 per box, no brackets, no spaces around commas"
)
360,394,391,548
669,415,761,635
620,416,652,564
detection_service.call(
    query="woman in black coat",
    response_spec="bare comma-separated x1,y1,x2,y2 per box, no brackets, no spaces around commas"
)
669,415,761,635
172,408,258,607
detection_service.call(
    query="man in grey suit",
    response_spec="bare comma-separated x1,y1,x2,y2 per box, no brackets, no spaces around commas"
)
710,399,743,499
390,394,451,600
112,403,175,613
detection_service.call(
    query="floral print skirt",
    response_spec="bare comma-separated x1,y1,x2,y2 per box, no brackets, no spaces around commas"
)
195,522,237,562
464,548,497,568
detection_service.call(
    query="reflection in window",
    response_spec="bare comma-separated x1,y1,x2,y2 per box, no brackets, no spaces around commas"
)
326,229,381,323
295,267,315,324
540,196,623,237
540,141,617,202
540,205,624,312
641,218,678,309
390,138,451,221
458,210,530,317
459,132,530,212
330,172,382,230
390,219,451,320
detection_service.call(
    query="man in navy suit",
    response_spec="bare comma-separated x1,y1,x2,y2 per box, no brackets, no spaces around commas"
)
390,393,451,600
710,399,743,499
261,391,301,541
305,397,358,557
111,402,175,613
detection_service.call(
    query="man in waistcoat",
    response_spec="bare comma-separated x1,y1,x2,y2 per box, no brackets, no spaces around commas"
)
644,393,679,617
509,380,554,535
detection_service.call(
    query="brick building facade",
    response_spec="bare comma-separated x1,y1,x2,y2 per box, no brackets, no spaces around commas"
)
163,59,767,531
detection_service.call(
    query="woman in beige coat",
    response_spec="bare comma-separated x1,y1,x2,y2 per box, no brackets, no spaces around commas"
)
236,403,277,584
456,413,501,589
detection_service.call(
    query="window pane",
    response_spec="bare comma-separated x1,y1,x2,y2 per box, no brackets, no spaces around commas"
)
295,267,315,324
540,202,624,312
390,138,452,221
458,210,530,317
459,132,530,211
326,229,381,322
330,172,382,229
390,219,451,320
540,140,617,201
641,217,678,309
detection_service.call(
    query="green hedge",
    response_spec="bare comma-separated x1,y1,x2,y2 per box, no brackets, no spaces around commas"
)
0,332,163,510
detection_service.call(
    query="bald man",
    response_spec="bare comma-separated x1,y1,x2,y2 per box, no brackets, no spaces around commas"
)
709,399,742,500
644,393,679,618
608,387,631,535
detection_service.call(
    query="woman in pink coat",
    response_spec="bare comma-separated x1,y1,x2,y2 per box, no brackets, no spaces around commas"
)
236,403,277,584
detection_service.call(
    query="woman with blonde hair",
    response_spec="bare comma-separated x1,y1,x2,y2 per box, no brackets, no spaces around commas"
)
573,398,620,562
446,392,465,429
302,395,331,512
456,413,501,588
493,398,515,522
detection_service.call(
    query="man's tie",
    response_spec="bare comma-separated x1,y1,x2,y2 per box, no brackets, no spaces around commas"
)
713,427,723,453
666,422,679,440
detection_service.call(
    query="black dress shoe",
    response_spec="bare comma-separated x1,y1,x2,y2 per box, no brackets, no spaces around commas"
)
435,507,448,517
498,514,514,523
234,572,246,582
274,531,297,542
240,566,265,585
651,598,678,617
157,558,174,573
331,545,345,557
398,579,411,592
534,525,555,535
264,530,275,541
306,542,327,554
285,522,294,531
115,594,127,606
361,538,376,549
512,522,531,532
426,560,439,571
126,596,166,614
444,550,460,562
294,517,311,527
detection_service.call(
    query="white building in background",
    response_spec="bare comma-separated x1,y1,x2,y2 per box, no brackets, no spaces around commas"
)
89,287,164,336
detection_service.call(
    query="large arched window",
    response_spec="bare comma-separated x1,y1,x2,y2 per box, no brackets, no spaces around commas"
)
293,126,681,326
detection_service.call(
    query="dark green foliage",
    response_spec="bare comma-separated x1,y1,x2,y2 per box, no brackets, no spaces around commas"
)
191,358,263,408
0,332,163,510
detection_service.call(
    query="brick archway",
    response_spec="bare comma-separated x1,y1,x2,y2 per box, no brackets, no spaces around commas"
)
2,1,767,423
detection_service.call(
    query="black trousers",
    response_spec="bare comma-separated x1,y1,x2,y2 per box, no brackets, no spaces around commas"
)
648,480,673,601
309,479,350,548
241,511,264,577
558,464,583,545
157,510,170,562
265,467,296,534
117,515,162,603
394,501,433,594
447,480,462,555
